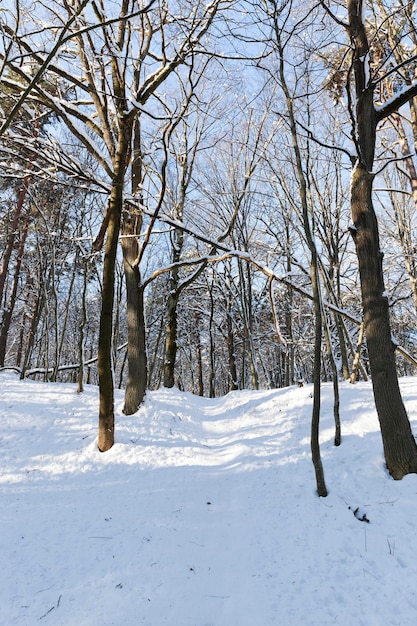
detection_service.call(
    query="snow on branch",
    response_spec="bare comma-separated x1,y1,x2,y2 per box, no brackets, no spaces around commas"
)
0,0,92,136
136,205,417,369
375,82,417,123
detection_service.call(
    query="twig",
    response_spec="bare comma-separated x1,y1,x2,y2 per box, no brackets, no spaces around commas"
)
38,594,62,621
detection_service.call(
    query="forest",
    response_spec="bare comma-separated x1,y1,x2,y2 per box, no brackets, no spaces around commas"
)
2,0,417,489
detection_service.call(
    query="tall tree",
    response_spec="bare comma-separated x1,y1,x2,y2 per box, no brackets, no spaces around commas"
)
260,0,328,496
1,0,230,449
322,0,417,478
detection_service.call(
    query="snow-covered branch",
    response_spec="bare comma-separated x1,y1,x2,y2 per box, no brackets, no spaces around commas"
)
375,82,417,123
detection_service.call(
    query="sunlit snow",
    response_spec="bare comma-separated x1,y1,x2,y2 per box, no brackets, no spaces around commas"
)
2,371,417,625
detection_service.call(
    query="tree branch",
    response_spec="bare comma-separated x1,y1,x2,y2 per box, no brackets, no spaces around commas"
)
375,82,417,123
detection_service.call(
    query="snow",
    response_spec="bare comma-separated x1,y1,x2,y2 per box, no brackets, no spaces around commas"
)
361,53,371,89
375,81,417,119
2,370,417,625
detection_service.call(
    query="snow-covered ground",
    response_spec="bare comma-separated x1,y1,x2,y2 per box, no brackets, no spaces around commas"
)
2,370,417,625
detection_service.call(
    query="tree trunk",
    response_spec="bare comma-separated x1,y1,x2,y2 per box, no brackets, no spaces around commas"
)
0,217,29,365
226,305,238,391
97,197,119,450
334,312,350,380
120,212,147,415
20,285,43,379
197,341,204,396
238,258,259,390
77,254,88,393
322,310,341,446
350,163,417,477
147,312,165,389
163,226,184,389
0,177,30,307
310,256,328,496
285,243,294,387
16,310,26,368
350,321,366,384
195,312,204,397
347,0,417,478
274,15,327,496
163,290,180,388
208,284,216,397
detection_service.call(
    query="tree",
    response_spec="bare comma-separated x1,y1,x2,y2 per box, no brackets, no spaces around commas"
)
258,0,328,496
161,65,218,389
322,0,417,478
1,0,231,450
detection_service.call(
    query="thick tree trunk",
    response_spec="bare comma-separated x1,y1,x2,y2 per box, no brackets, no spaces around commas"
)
123,270,147,413
350,164,417,477
16,310,26,368
163,227,183,389
347,0,417,479
238,259,259,390
147,312,164,388
120,214,147,415
97,110,135,448
97,197,119,451
97,159,123,447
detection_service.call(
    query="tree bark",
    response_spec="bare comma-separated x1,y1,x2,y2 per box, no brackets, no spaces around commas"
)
284,234,294,387
163,290,180,388
97,197,119,451
194,312,204,397
20,284,43,379
347,0,417,478
163,223,184,389
350,163,417,477
322,310,341,446
77,259,88,393
310,256,328,495
0,217,29,365
226,302,239,391
121,214,147,414
97,121,133,450
350,321,366,384
0,177,31,307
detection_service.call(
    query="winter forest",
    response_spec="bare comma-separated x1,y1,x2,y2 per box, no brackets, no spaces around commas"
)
2,0,417,492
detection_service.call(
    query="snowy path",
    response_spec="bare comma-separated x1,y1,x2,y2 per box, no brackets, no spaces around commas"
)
1,372,417,625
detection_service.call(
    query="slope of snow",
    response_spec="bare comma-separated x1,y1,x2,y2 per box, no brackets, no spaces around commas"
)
1,370,417,625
